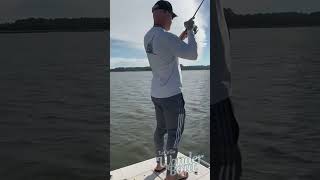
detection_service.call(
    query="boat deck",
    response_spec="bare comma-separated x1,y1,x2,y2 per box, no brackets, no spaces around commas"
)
110,152,210,180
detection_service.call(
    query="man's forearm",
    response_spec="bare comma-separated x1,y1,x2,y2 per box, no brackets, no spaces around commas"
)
186,30,198,60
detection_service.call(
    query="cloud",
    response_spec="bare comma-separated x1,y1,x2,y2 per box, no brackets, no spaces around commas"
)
111,57,149,69
110,0,208,57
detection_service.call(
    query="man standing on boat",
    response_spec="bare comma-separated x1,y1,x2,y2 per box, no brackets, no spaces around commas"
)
144,1,198,179
212,0,242,179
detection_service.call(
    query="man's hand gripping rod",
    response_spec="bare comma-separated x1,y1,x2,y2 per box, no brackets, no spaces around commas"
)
180,0,205,40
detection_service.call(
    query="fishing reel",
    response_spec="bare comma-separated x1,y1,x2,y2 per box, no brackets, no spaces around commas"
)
179,25,199,40
193,25,198,35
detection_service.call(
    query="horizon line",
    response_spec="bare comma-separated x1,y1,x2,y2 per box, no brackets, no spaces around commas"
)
110,65,210,70
1,9,320,23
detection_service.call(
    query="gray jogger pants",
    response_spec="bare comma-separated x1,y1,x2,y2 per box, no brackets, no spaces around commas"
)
151,93,185,176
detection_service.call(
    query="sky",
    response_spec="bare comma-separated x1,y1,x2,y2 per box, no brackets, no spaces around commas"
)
110,0,211,68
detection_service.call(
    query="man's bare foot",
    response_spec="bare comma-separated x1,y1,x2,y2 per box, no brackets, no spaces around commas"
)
165,171,189,180
154,163,166,172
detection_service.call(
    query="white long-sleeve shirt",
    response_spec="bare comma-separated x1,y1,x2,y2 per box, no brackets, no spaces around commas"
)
144,26,198,98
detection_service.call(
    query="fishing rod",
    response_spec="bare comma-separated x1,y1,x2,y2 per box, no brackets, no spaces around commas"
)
180,0,205,39
192,0,206,19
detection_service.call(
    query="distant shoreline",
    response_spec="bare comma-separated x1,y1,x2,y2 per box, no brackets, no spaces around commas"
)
110,65,210,72
225,9,320,29
0,17,108,34
0,29,108,34
0,10,320,33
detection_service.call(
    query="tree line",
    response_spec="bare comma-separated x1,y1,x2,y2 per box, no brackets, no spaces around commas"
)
110,65,210,72
0,9,319,32
224,9,320,28
0,17,109,32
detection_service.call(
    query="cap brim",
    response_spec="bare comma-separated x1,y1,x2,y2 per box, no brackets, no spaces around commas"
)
172,12,177,18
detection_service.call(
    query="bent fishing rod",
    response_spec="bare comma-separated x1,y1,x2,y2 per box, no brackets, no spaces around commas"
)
181,0,205,37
